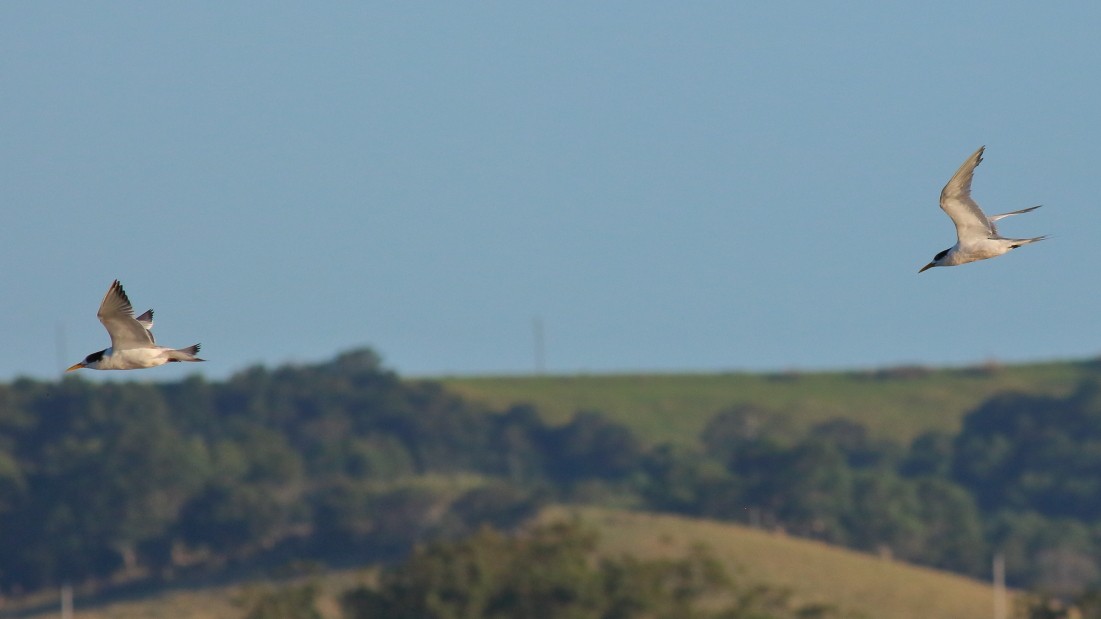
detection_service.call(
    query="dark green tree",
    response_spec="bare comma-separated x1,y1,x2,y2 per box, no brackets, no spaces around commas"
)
341,522,851,619
899,431,953,478
954,381,1101,520
176,482,287,557
242,583,322,619
544,411,642,485
701,405,793,466
736,440,854,542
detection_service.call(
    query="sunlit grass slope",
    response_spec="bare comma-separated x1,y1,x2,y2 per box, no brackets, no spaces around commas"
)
15,506,1004,619
8,569,366,619
541,506,1007,619
439,360,1097,444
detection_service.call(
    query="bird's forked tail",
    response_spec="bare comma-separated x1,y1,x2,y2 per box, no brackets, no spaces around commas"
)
167,344,205,363
1009,235,1048,249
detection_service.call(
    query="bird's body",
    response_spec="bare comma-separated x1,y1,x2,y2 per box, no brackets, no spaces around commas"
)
920,146,1047,272
77,344,203,370
66,280,204,372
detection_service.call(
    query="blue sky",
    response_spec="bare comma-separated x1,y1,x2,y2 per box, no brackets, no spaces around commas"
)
2,4,1099,380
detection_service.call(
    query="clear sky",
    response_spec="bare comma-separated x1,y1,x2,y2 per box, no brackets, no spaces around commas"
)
3,3,1099,381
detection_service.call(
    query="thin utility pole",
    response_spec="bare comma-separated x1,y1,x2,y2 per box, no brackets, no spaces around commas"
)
993,553,1006,619
61,582,72,619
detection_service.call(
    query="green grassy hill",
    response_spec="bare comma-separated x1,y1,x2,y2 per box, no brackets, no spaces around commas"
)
440,360,1098,445
546,506,1006,619
4,568,366,619
13,506,1005,619
15,360,1092,618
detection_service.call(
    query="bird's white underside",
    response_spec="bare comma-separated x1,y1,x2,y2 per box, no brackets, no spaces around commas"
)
90,346,182,370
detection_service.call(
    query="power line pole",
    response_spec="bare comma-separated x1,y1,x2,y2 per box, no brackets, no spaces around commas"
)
61,582,73,619
993,553,1006,619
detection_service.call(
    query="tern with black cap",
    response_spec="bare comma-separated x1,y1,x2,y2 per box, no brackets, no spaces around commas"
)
66,280,204,371
919,146,1047,273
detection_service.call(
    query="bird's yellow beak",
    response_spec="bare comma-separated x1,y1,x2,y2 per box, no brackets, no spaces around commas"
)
65,363,84,372
918,262,935,273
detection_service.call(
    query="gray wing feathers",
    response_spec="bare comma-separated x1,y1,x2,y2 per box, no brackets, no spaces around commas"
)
989,205,1042,222
97,280,155,350
135,309,156,343
939,146,995,241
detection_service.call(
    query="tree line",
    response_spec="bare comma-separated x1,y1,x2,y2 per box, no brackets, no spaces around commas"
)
244,521,852,619
2,348,1101,598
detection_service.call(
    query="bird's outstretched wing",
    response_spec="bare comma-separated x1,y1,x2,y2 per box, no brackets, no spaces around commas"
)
97,280,155,350
135,309,156,343
939,146,995,242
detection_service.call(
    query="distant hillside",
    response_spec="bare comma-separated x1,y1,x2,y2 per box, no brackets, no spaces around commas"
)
4,351,1096,614
6,568,364,619
548,506,1007,619
15,506,1004,619
440,360,1099,445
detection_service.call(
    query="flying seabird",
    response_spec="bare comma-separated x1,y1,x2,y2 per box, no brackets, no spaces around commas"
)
66,280,204,371
919,146,1047,273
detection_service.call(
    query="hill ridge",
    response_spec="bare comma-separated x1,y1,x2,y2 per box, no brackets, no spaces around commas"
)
440,359,1099,444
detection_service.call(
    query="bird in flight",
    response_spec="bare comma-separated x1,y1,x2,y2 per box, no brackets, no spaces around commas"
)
919,146,1047,273
66,280,204,371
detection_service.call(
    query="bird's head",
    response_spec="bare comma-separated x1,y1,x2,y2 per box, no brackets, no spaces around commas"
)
66,349,106,372
919,248,950,273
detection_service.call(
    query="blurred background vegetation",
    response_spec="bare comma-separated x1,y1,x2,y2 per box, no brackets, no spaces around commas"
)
4,349,1101,617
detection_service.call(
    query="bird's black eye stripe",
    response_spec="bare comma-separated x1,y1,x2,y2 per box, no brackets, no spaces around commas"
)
86,350,105,363
934,249,949,261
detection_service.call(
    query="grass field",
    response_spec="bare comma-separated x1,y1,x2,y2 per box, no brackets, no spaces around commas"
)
11,506,1006,619
545,506,1008,619
439,360,1098,445
14,360,1091,618
3,567,369,619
